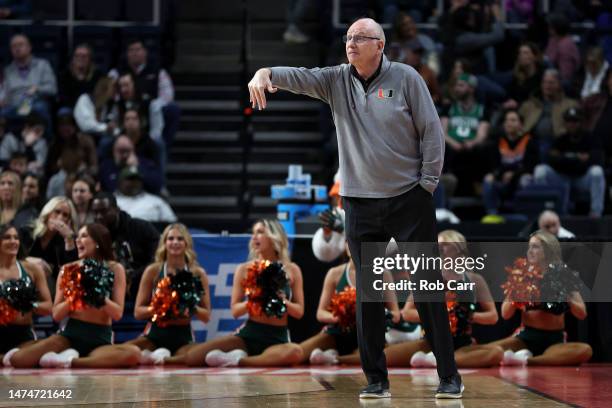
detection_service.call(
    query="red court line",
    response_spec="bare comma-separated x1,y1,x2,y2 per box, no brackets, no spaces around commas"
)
495,364,612,408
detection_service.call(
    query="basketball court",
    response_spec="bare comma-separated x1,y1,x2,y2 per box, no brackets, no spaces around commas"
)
2,364,609,407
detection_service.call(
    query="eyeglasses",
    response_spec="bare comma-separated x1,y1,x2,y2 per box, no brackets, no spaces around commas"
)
342,34,380,44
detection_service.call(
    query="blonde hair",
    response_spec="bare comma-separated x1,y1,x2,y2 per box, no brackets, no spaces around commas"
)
32,197,78,239
0,171,21,224
154,223,198,268
438,229,470,257
530,230,562,266
249,219,290,265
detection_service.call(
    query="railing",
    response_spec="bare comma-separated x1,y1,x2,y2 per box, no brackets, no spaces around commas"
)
0,0,161,49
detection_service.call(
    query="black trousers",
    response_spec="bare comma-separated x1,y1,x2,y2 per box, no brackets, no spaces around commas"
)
343,185,458,384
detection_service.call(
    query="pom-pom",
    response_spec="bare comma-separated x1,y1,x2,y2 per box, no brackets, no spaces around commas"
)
61,263,85,311
150,268,205,326
536,263,580,315
242,260,289,318
150,277,178,326
501,258,543,309
0,298,17,325
329,286,357,331
445,291,476,336
81,259,114,308
2,276,37,313
60,260,114,311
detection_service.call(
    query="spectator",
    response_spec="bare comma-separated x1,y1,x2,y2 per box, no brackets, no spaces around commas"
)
58,44,104,109
27,197,79,295
114,39,180,150
116,73,163,141
577,47,609,100
482,109,538,214
1,34,56,126
91,191,160,299
582,69,612,166
441,73,491,193
7,152,27,176
439,0,505,75
398,39,440,104
534,107,605,217
505,0,535,24
114,167,176,223
74,76,118,139
538,210,575,239
45,108,97,178
0,116,17,167
382,0,435,24
0,0,31,19
0,112,47,176
99,135,162,195
0,170,20,224
70,172,95,228
502,42,545,110
519,69,578,160
283,0,309,44
389,12,439,74
545,13,581,84
13,171,43,229
120,108,164,192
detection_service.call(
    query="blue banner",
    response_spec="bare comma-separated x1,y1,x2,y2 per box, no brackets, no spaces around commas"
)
191,235,250,342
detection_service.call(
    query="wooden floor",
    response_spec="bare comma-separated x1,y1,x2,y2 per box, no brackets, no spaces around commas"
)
1,365,610,407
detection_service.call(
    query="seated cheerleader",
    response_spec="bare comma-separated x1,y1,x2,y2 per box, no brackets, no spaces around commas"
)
376,230,503,368
184,219,304,367
128,223,211,365
491,230,592,366
299,243,401,365
1,224,53,366
10,223,141,368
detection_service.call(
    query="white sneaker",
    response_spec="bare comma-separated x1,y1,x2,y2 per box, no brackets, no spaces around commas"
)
139,349,153,365
385,326,421,344
283,25,309,44
309,348,339,365
205,349,247,367
2,348,19,367
502,349,532,366
410,351,437,368
40,349,78,368
151,348,171,365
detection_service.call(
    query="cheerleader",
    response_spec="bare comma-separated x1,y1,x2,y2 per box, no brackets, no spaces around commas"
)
128,223,210,365
299,243,401,365
491,230,592,366
1,224,52,366
184,219,304,367
339,230,502,368
10,223,140,368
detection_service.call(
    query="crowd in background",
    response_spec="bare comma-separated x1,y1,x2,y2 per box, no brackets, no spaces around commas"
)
296,0,612,220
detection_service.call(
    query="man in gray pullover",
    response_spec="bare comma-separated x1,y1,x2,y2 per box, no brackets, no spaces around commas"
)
248,18,462,399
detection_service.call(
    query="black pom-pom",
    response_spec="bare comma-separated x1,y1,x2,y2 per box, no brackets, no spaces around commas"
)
2,276,38,313
170,268,205,316
258,262,289,318
81,259,114,308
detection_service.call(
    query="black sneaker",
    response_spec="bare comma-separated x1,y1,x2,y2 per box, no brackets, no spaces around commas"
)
435,374,464,399
359,382,391,399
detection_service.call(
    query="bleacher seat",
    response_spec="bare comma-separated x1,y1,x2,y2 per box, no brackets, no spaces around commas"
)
512,185,567,217
124,0,154,22
73,26,116,72
32,0,68,20
75,0,122,21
